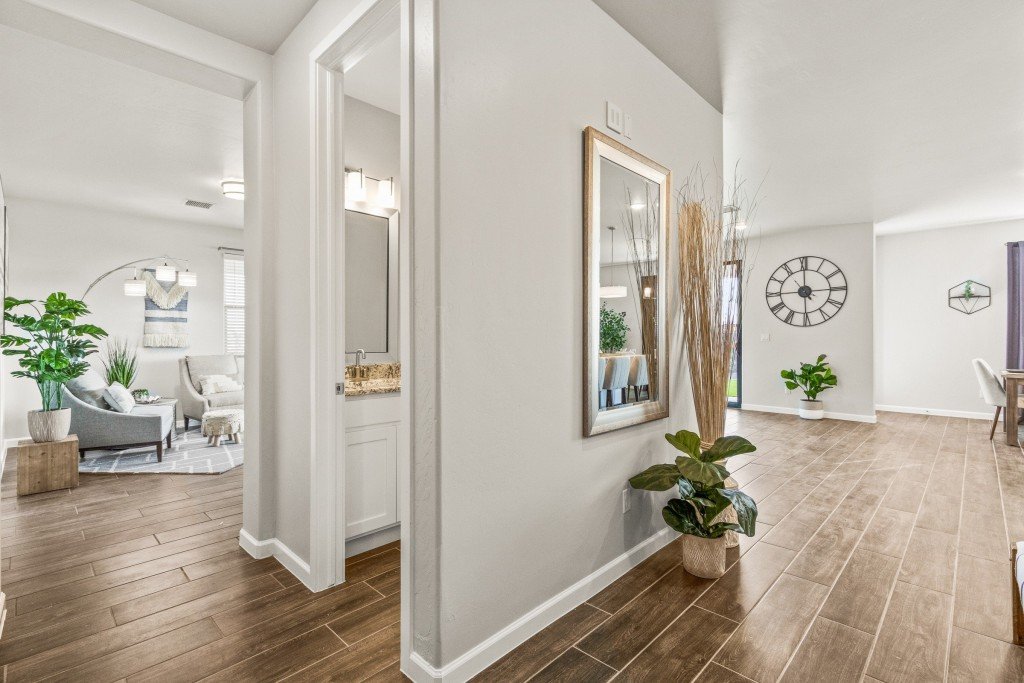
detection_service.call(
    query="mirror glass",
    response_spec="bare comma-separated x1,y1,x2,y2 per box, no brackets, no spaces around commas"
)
345,208,392,355
584,127,670,436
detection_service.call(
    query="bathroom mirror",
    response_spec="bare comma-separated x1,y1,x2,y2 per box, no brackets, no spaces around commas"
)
583,126,670,436
345,206,399,361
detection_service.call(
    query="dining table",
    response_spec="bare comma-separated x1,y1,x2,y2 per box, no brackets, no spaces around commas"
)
1002,370,1024,445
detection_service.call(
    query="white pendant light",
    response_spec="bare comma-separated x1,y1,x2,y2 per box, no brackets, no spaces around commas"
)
177,269,198,287
376,176,395,208
221,179,244,200
155,262,177,282
346,168,366,202
123,274,146,297
600,226,628,299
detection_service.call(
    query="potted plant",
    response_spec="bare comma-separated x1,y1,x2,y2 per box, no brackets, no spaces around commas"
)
780,354,837,420
599,302,628,353
102,337,138,389
629,429,758,578
2,293,107,442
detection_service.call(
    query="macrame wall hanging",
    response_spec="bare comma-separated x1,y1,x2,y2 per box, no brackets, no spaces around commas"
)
142,269,190,347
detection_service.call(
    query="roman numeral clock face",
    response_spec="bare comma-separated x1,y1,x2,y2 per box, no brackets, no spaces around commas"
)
765,256,847,327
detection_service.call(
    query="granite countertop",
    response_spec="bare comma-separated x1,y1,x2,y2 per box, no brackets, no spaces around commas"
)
344,362,401,396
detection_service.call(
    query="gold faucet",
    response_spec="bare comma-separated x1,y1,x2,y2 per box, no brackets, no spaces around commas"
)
347,349,370,383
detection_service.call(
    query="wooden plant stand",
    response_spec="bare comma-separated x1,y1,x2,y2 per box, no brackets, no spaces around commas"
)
14,435,79,496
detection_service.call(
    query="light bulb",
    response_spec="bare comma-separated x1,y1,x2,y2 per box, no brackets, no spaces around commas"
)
376,177,395,208
346,169,366,202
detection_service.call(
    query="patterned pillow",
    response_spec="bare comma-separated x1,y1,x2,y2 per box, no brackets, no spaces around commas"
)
103,382,136,413
200,374,244,395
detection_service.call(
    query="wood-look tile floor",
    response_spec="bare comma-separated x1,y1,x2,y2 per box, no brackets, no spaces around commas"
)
475,410,1024,682
0,449,403,682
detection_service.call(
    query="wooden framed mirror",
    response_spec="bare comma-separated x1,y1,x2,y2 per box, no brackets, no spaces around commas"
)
583,126,670,436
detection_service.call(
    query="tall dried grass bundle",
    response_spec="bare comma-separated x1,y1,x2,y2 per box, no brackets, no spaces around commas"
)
678,168,756,447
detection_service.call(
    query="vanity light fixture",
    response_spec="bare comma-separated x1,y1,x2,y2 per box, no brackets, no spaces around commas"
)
600,226,627,298
376,176,395,208
643,285,653,299
346,168,366,202
154,261,177,282
221,179,244,200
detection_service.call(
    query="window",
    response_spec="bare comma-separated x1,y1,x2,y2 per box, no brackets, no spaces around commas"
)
223,252,245,354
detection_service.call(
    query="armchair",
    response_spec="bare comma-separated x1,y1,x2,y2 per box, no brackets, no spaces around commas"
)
179,355,245,430
65,388,174,461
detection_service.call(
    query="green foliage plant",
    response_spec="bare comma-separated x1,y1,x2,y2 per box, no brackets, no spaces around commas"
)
629,429,758,539
780,354,837,401
599,302,629,353
102,337,138,389
1,293,108,411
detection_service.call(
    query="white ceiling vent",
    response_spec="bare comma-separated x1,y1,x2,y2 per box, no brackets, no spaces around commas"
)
185,199,214,209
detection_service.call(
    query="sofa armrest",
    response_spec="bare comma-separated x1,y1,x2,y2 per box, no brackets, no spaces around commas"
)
178,358,209,419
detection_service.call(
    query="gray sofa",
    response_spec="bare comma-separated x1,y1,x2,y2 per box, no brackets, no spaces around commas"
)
178,355,245,430
64,371,175,461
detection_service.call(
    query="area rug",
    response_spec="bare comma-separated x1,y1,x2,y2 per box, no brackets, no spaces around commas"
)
78,427,243,475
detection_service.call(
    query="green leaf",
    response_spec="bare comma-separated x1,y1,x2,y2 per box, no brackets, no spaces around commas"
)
705,522,742,538
662,499,707,537
702,435,757,462
675,456,728,487
664,430,701,458
628,464,681,491
676,478,696,499
816,354,827,363
715,488,758,536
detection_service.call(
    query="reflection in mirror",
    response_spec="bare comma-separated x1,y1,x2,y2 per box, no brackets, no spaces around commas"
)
585,127,670,436
344,207,398,361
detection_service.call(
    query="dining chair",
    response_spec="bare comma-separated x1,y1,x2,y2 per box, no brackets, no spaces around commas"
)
629,355,649,402
973,358,1022,440
598,357,607,409
603,356,630,407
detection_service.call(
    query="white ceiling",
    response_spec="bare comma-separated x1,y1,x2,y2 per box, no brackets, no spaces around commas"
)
130,0,317,54
595,0,1024,235
345,28,401,115
0,24,244,229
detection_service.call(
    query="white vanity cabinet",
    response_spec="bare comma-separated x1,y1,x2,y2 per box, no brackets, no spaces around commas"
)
344,393,400,541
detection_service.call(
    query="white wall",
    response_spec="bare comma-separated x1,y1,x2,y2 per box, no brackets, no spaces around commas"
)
435,0,720,664
345,95,401,207
876,219,1020,417
2,198,242,438
741,223,875,420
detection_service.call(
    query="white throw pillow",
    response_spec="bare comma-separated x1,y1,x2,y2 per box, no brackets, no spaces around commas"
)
199,374,244,395
103,382,136,413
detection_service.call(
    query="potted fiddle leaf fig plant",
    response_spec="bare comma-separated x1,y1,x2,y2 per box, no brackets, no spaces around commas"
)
2,293,107,442
780,354,837,420
629,430,758,578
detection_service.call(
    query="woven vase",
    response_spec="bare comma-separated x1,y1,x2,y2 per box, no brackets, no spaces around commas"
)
681,535,727,578
722,475,740,548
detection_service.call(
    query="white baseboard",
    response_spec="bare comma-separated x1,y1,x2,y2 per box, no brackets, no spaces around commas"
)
874,404,994,421
742,403,878,424
238,528,314,591
403,527,678,682
346,523,401,559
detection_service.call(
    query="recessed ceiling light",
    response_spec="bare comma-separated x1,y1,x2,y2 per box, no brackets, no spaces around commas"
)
221,179,244,200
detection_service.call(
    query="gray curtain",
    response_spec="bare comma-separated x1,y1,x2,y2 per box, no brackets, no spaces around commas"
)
1008,242,1024,369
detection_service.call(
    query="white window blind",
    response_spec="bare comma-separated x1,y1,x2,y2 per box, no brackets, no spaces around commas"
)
223,252,245,354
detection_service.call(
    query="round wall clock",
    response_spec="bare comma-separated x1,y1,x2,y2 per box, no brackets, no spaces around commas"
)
765,256,847,327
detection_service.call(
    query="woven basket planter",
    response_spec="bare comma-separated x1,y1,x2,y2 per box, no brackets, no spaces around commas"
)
681,535,727,578
718,475,740,548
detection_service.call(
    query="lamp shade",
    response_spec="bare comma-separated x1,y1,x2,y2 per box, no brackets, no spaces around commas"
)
221,179,244,200
376,177,395,208
346,169,366,201
124,278,146,297
155,263,177,282
177,270,198,287
600,286,627,299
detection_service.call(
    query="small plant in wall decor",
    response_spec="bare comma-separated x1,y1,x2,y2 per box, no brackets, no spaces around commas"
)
2,293,107,442
629,430,758,578
780,354,837,420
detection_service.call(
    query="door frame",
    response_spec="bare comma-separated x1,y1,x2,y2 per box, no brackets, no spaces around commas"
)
727,259,743,409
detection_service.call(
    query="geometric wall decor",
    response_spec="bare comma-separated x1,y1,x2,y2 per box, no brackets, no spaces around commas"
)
947,279,991,315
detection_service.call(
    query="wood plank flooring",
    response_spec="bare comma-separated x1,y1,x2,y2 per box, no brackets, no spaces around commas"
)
0,448,402,682
474,410,1024,682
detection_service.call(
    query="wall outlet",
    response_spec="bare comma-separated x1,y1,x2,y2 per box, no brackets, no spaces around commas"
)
621,488,631,514
606,101,624,133
760,332,771,342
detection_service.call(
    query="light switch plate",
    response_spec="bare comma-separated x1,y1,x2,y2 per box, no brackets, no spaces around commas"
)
624,113,633,138
760,333,771,342
606,101,624,133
